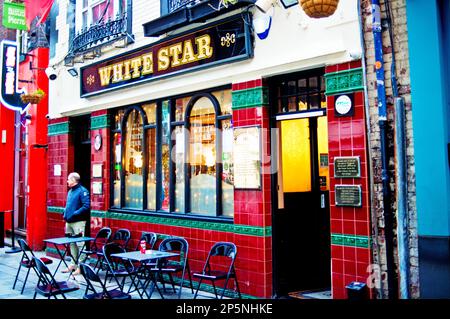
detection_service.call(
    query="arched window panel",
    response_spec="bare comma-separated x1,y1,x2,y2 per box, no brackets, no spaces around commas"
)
189,97,217,216
161,101,170,211
124,109,144,209
212,89,232,115
147,127,157,210
113,131,122,208
221,119,234,217
174,126,185,213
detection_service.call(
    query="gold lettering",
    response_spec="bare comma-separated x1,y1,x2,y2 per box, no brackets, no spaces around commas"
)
158,47,170,71
98,66,113,86
130,58,142,79
112,63,124,83
195,35,213,60
123,60,132,80
181,40,196,64
169,43,183,67
141,53,153,75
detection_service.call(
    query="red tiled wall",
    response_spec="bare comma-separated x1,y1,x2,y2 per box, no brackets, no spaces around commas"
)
47,117,74,239
326,61,373,299
45,90,273,298
231,79,273,297
90,110,110,212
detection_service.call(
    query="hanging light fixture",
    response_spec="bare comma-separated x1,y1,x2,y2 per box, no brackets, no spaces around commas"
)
299,0,340,18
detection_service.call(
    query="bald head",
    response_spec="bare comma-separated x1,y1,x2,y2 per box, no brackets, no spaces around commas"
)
67,172,80,188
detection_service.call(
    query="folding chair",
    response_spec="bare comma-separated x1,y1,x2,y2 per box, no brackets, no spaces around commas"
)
12,239,53,294
80,226,111,271
193,242,241,299
102,243,140,294
151,237,194,298
79,263,131,299
32,256,79,299
111,228,131,251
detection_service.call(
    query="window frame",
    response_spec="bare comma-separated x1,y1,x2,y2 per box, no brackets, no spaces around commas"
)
109,85,234,222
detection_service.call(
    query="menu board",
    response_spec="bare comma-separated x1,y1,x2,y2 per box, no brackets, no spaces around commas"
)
233,126,261,189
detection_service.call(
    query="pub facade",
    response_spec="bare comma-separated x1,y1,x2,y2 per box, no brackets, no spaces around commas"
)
46,0,370,298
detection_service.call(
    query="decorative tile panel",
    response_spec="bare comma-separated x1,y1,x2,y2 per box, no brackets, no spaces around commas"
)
47,207,271,237
331,233,370,248
91,115,110,130
48,122,70,136
325,68,364,96
232,87,269,109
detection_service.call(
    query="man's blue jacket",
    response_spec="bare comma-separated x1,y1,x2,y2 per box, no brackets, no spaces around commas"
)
63,184,90,223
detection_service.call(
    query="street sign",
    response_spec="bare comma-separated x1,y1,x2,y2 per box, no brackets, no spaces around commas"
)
0,40,29,113
2,2,27,31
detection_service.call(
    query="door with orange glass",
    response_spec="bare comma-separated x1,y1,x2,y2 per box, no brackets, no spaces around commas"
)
271,70,331,297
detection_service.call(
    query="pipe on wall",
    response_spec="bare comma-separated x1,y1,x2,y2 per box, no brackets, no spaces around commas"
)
357,0,384,298
371,0,398,299
385,0,410,299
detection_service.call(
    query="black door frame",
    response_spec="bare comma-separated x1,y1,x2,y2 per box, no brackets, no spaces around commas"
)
268,69,330,297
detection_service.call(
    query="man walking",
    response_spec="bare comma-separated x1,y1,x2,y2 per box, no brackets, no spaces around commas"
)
62,172,90,275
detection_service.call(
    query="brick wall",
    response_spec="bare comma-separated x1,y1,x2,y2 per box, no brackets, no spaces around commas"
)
360,0,419,298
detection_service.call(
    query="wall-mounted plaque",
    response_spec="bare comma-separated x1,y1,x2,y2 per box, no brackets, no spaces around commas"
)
334,156,361,178
335,185,362,207
93,181,103,195
233,126,261,189
92,163,103,178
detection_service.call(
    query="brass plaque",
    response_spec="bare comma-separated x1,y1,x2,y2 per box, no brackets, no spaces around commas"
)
335,185,362,207
334,156,361,178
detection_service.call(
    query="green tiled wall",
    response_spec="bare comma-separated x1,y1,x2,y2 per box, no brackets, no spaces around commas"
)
325,68,364,96
232,87,269,109
48,207,271,237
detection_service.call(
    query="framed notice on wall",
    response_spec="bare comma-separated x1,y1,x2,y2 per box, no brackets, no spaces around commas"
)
233,126,261,190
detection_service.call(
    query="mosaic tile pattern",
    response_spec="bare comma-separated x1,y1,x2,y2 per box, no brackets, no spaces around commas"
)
232,87,269,109
325,68,364,96
48,207,272,237
48,122,70,136
90,115,110,130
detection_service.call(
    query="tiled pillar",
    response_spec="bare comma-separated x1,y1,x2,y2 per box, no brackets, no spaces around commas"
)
231,79,272,298
90,110,110,233
47,118,73,240
325,61,373,299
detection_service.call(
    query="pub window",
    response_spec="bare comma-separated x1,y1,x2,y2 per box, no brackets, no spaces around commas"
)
111,88,234,219
123,108,145,209
77,0,126,32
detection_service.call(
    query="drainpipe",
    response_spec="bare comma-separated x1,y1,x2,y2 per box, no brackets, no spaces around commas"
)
385,0,410,299
357,0,384,298
371,0,398,299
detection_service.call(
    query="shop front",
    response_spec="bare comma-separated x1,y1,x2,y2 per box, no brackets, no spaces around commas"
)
46,1,368,298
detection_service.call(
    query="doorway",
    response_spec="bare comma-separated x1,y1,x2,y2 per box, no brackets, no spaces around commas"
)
270,70,331,297
71,115,91,237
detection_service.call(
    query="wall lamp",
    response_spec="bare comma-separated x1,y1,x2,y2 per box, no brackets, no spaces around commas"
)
67,68,79,77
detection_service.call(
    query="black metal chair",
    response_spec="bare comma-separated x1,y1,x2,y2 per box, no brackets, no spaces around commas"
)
151,237,194,298
12,239,53,294
32,256,79,299
111,228,131,250
102,242,140,294
193,242,241,299
80,226,111,271
79,263,131,299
